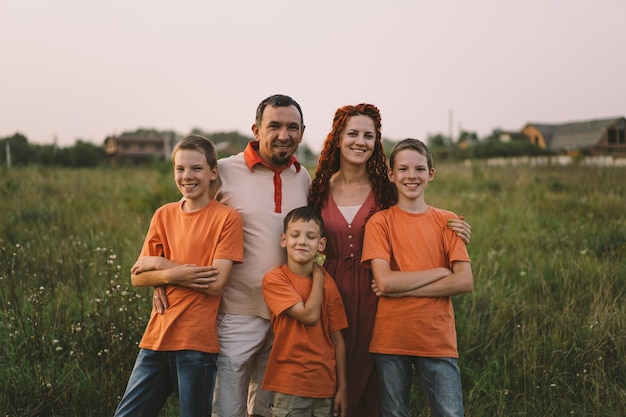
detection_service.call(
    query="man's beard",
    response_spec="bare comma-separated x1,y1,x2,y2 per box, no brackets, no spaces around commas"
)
272,152,291,167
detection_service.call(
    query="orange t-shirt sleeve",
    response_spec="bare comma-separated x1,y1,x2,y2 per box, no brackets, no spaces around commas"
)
141,209,166,257
213,209,244,263
362,211,391,268
262,267,303,317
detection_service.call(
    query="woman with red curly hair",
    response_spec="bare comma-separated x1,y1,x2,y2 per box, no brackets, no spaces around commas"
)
309,104,471,416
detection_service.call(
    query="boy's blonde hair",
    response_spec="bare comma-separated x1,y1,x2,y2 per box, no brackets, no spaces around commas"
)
389,138,433,170
171,134,218,167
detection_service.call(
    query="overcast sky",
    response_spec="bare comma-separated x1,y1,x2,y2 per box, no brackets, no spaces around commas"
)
2,0,625,152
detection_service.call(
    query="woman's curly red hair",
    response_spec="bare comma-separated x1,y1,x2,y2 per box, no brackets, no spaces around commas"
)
308,103,396,215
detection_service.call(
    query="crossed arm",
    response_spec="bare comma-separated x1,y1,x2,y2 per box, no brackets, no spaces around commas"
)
131,256,231,312
371,259,473,298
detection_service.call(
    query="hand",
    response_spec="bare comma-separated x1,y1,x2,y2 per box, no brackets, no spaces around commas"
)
447,215,471,244
167,264,219,289
131,255,168,275
312,262,325,285
370,280,405,298
153,285,168,314
334,387,347,416
371,279,383,297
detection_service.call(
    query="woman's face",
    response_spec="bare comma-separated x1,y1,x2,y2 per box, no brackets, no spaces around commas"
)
339,115,376,167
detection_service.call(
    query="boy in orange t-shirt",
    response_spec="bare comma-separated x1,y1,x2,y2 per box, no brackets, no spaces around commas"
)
113,135,243,417
362,138,473,417
262,206,348,417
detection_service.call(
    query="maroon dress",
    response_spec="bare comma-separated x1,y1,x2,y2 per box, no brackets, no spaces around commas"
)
321,191,381,417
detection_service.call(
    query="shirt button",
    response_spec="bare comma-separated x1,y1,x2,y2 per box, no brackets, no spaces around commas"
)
350,253,354,258
348,235,353,239
349,244,354,248
347,224,352,229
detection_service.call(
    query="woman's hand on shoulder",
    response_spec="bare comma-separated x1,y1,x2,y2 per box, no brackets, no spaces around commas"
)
447,215,471,244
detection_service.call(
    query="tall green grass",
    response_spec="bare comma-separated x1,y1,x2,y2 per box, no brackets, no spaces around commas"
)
1,165,180,416
1,162,624,416
429,162,626,416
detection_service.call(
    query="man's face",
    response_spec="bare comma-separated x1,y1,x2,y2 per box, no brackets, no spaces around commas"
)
252,104,304,168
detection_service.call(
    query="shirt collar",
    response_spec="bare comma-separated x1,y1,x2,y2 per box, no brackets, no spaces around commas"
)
243,141,301,173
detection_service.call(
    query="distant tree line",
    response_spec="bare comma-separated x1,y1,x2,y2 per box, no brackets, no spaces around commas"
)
1,127,552,168
427,129,554,162
1,133,105,167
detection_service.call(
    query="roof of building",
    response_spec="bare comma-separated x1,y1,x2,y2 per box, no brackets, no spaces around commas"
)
523,117,624,150
105,135,169,144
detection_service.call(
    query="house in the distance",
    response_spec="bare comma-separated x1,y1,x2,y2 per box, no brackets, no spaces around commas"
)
104,132,176,164
496,130,528,143
521,117,626,157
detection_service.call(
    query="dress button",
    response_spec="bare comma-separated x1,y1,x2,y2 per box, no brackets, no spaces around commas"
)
348,235,353,239
350,253,354,258
347,224,352,229
349,244,353,248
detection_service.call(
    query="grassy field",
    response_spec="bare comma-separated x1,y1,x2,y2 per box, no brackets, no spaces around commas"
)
1,162,625,416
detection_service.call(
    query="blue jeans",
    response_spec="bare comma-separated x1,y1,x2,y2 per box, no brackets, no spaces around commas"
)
374,354,464,417
114,349,218,417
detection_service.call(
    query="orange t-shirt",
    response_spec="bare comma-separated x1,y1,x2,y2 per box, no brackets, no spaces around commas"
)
138,199,243,353
262,265,348,398
362,205,470,358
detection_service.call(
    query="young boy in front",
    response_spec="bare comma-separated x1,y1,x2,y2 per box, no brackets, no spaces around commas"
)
262,206,348,417
362,138,473,417
113,135,243,417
